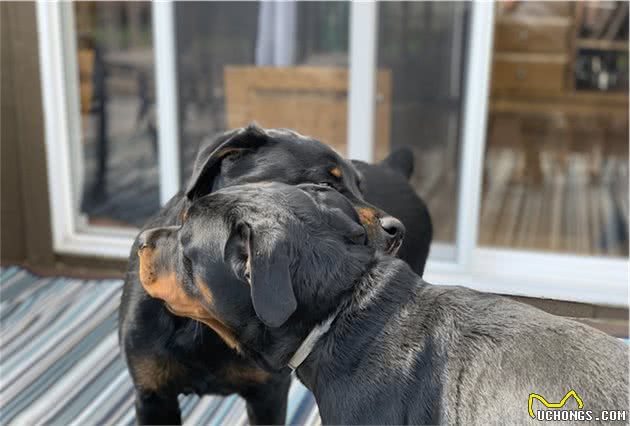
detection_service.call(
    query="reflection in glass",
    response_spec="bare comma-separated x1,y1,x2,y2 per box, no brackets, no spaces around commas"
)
480,1,629,256
175,2,352,180
375,2,470,247
75,1,158,228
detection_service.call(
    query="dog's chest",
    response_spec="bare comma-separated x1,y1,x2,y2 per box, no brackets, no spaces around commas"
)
173,334,273,397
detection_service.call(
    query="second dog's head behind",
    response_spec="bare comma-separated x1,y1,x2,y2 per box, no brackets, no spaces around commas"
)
137,182,373,368
186,124,404,255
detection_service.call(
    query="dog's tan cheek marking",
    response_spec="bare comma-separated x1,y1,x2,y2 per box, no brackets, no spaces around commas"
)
199,318,241,352
146,272,202,314
139,250,242,353
329,167,342,178
132,356,186,392
163,276,241,352
138,248,157,288
193,277,241,353
137,249,205,319
195,277,214,307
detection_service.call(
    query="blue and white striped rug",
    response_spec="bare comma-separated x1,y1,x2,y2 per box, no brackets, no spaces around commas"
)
0,266,321,426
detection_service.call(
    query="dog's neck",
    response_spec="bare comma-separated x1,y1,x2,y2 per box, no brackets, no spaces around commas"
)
235,312,330,374
294,257,424,410
287,307,341,370
234,244,373,373
230,254,367,373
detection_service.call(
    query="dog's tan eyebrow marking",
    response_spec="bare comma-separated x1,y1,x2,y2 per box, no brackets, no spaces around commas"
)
330,166,343,178
216,147,244,159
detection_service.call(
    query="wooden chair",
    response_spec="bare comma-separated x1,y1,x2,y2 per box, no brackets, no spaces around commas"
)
224,66,392,160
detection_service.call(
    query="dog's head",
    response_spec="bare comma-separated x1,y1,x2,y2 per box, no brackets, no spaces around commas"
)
137,182,373,367
185,125,404,255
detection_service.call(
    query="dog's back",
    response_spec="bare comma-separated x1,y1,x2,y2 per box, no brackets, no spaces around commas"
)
429,285,628,425
307,258,628,425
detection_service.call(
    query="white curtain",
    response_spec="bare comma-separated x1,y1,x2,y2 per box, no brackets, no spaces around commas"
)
255,1,297,66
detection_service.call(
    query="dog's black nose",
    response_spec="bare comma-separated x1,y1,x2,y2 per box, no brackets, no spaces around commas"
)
379,216,405,253
380,216,405,238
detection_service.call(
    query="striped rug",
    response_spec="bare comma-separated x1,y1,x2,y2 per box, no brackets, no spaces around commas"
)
0,266,321,426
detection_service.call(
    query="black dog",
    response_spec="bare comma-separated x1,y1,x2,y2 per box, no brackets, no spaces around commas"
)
140,182,629,425
352,147,432,276
119,125,427,424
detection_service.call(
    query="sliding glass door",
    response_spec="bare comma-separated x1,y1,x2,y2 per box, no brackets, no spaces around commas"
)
37,1,626,306
41,0,476,263
470,1,627,306
481,2,628,258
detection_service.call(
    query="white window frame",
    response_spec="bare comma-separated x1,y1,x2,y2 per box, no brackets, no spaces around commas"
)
347,1,627,307
36,1,179,258
38,1,627,306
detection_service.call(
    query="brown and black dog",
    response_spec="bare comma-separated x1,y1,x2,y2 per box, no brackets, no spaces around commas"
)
136,182,628,425
119,125,431,424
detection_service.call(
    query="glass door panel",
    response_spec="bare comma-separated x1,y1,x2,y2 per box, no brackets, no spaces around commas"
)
74,1,159,229
374,2,471,255
480,1,629,257
174,1,351,180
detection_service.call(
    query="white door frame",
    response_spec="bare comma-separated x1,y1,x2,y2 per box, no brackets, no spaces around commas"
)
152,1,181,204
36,1,180,257
37,1,627,306
347,1,378,163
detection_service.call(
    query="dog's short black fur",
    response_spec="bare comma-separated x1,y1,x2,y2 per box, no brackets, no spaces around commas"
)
142,182,629,425
119,125,430,424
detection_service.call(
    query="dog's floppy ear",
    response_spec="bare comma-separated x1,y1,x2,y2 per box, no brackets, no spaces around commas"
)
224,221,297,328
186,124,269,200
